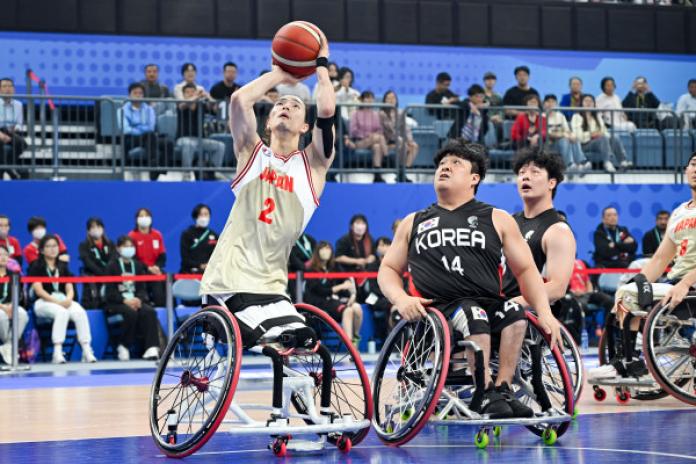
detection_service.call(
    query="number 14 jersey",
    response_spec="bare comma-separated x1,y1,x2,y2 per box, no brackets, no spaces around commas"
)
201,140,319,296
407,199,505,307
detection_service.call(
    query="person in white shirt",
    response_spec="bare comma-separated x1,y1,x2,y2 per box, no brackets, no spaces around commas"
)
543,94,589,171
173,63,211,100
571,94,631,173
595,77,636,133
332,67,360,122
676,79,696,129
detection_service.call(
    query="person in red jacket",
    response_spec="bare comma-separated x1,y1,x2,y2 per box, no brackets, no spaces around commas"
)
0,214,22,271
511,94,547,150
23,216,70,267
128,208,166,306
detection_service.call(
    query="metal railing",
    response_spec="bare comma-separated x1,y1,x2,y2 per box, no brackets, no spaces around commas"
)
1,96,694,182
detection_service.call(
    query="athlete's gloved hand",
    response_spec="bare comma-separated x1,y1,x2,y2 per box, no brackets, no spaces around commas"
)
394,294,432,322
661,281,689,309
537,312,563,350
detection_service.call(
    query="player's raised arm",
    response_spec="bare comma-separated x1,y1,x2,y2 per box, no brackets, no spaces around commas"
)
307,29,336,169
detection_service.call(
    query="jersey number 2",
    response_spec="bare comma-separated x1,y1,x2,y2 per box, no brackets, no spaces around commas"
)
258,198,276,224
680,239,688,256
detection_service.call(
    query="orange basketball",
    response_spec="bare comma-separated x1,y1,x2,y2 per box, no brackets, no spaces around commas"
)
272,21,323,78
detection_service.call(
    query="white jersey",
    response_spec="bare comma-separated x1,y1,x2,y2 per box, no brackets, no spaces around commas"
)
666,200,696,281
201,140,319,296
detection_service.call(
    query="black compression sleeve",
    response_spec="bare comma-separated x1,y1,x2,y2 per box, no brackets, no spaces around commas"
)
315,116,335,158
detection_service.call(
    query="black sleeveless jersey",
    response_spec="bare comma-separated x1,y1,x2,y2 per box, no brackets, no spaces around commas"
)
502,207,561,297
407,199,504,309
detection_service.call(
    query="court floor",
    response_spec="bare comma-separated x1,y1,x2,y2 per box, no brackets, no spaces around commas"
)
1,356,695,463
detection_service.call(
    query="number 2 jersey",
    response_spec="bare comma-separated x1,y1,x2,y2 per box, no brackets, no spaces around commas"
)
201,140,319,296
666,200,696,281
407,199,505,311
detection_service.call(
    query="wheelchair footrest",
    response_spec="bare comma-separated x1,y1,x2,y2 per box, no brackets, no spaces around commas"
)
588,377,658,388
430,410,571,428
228,418,371,436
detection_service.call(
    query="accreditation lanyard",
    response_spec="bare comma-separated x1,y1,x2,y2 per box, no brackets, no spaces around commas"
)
119,258,136,295
296,235,312,260
191,229,210,250
0,277,8,303
604,227,620,244
92,244,109,267
654,228,663,243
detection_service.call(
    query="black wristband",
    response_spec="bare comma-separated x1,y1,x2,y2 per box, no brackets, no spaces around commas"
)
316,57,329,68
315,115,334,128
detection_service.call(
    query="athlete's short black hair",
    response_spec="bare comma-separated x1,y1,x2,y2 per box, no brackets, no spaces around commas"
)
433,142,488,194
686,151,696,167
512,149,565,199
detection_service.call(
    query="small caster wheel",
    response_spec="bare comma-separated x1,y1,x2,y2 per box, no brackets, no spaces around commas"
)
542,428,557,446
616,391,630,405
337,435,352,454
166,433,177,445
593,386,607,402
572,406,579,420
401,407,414,421
493,426,502,437
385,421,395,433
272,438,287,457
474,431,490,449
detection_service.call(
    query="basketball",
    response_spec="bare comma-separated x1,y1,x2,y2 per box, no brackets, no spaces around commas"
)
271,21,323,78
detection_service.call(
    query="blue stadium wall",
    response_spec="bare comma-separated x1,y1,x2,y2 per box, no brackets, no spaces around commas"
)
1,31,695,105
1,181,689,273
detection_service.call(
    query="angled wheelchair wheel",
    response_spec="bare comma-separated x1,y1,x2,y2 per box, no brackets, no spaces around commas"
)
371,308,450,446
559,324,584,403
643,302,696,406
286,303,373,446
518,311,575,439
599,312,666,401
149,305,242,458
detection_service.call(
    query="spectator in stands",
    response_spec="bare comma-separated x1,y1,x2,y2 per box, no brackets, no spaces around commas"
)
511,94,546,150
23,216,69,266
333,67,360,122
568,257,614,340
303,241,363,347
173,63,211,100
622,76,661,129
0,214,22,270
140,64,170,99
560,76,584,120
119,82,163,182
502,66,540,119
365,236,398,342
483,71,504,144
380,90,419,175
335,214,376,302
29,235,96,364
425,72,459,106
276,76,312,104
593,206,637,269
543,94,589,171
460,84,491,145
347,91,390,183
289,232,316,273
128,208,166,306
571,94,631,173
676,79,696,129
180,204,217,274
78,217,117,308
209,62,242,101
176,83,225,181
0,78,28,179
595,76,637,133
0,244,28,365
642,210,670,257
104,235,161,361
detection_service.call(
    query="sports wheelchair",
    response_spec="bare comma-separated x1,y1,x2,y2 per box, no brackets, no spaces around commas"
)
149,304,372,458
371,308,574,449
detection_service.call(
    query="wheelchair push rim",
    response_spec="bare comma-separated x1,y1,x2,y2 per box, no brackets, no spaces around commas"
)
149,305,242,458
371,307,451,446
643,302,696,406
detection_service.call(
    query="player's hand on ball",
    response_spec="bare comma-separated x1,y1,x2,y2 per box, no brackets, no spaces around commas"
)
394,295,432,322
317,28,329,58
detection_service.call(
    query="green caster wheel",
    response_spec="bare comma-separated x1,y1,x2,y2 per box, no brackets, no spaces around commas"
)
401,407,414,421
572,406,579,420
542,428,557,446
493,426,502,437
475,431,490,449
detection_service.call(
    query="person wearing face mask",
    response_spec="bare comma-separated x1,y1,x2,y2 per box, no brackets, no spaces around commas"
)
335,214,376,303
303,242,363,347
0,214,22,272
179,204,218,274
29,235,96,364
128,208,167,306
0,245,29,365
78,217,117,308
104,236,162,361
23,216,69,267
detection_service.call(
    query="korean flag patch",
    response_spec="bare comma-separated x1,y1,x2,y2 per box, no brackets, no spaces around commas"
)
471,306,488,321
417,217,440,234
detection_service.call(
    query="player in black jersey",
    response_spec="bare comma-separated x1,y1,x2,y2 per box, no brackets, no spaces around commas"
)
379,142,562,419
502,149,576,309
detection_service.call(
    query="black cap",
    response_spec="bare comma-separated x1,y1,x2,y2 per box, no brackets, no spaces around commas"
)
483,71,496,80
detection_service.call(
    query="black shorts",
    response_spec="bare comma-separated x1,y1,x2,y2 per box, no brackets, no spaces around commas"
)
442,297,526,338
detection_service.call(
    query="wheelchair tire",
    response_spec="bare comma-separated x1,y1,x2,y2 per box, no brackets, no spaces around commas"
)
643,303,696,406
371,307,450,446
559,323,584,403
149,305,242,458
